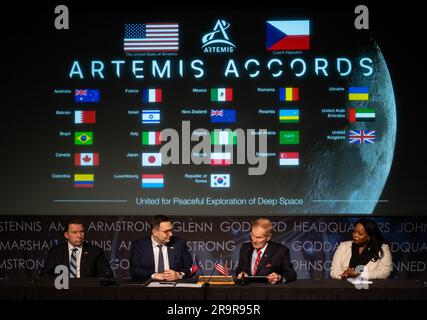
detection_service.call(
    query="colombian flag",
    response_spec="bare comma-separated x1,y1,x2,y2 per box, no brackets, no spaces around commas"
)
74,174,94,188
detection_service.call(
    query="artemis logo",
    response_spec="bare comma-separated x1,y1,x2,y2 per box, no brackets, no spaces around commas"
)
202,19,236,53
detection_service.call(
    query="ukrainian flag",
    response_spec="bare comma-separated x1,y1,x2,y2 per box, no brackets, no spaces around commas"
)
349,87,369,100
279,109,300,123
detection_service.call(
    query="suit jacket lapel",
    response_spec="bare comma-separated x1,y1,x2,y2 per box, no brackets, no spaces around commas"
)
256,242,274,275
167,241,176,270
80,243,88,277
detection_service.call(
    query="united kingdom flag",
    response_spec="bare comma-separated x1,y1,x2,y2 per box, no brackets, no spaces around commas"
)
349,130,376,144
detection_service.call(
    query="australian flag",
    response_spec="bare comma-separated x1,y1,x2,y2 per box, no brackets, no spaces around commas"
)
75,89,100,103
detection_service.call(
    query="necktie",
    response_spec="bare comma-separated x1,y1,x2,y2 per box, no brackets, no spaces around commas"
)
70,248,78,278
157,244,165,273
253,250,262,275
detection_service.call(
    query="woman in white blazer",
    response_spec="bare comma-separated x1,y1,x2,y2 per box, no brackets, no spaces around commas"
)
330,219,392,280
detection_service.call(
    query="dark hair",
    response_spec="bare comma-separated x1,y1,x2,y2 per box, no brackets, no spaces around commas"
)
150,215,171,230
65,218,84,232
355,218,385,261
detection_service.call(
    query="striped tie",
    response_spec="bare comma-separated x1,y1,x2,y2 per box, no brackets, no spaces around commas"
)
70,248,78,278
253,250,262,275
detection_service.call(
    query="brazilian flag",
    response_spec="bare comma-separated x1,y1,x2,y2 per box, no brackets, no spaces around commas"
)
74,131,93,145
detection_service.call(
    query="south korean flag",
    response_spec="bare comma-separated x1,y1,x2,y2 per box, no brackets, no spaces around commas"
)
210,174,230,188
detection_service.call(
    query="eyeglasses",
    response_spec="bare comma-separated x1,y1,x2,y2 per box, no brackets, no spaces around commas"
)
156,228,173,234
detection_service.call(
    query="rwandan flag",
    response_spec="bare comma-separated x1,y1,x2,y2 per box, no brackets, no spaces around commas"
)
279,109,300,123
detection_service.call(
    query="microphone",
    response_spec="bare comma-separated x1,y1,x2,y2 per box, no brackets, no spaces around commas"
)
203,254,223,287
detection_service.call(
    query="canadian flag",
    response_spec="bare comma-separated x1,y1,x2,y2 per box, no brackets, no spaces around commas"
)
74,153,99,166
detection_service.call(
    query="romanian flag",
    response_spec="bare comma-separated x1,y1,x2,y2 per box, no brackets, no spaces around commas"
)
348,87,369,100
279,87,299,101
279,109,300,123
210,88,233,102
142,89,162,103
74,174,94,188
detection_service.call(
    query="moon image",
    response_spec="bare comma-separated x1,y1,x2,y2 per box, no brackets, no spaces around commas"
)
281,44,397,214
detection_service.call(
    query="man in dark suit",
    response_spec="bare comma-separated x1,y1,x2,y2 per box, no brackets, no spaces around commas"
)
41,218,113,278
130,215,192,281
236,218,297,284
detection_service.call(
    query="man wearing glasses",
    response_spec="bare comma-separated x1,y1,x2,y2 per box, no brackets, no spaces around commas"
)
130,215,192,281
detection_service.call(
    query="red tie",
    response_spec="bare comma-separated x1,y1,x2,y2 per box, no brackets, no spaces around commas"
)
253,250,262,275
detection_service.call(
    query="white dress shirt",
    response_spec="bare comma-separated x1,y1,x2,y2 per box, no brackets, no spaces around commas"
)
67,242,82,278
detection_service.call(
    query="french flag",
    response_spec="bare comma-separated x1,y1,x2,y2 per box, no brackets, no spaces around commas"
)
142,89,162,103
266,20,310,50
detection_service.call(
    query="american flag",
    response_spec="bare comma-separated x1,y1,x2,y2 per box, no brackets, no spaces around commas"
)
349,130,376,144
214,261,229,276
124,23,179,52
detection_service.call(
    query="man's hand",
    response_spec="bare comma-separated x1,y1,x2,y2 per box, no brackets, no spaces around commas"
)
237,271,248,279
267,272,282,284
163,269,180,281
153,270,180,281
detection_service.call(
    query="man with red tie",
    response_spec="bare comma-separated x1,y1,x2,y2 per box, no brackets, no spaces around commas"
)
236,218,296,284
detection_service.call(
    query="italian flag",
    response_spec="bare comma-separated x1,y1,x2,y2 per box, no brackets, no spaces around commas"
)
211,88,233,101
211,131,237,145
142,131,161,145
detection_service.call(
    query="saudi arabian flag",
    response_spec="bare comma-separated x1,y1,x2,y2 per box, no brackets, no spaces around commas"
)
142,131,161,145
210,88,233,101
211,131,237,145
279,131,299,144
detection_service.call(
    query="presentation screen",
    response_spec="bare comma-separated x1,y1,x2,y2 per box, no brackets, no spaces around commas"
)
2,5,423,215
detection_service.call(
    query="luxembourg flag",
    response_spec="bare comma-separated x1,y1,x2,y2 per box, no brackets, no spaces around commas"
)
141,174,164,188
266,20,310,50
142,89,162,103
